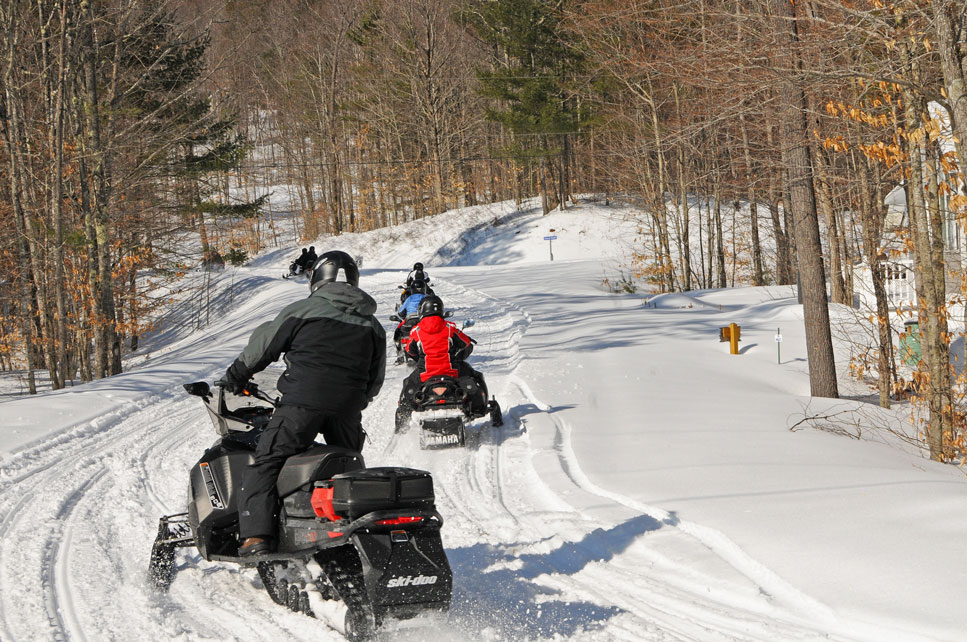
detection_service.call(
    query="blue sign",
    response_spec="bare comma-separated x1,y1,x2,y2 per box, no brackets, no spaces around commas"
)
543,235,558,240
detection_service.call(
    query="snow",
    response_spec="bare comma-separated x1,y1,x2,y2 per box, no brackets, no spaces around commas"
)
1,198,966,642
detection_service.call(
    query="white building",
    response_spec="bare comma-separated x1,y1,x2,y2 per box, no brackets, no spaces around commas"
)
852,103,964,313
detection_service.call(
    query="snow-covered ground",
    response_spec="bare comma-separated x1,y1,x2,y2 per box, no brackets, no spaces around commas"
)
1,199,965,642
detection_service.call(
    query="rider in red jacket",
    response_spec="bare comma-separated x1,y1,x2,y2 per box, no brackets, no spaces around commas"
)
397,295,499,428
407,311,472,382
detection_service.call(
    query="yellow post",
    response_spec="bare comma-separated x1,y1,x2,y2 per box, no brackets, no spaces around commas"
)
729,323,740,355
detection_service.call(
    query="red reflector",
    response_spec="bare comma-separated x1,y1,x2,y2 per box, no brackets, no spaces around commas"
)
432,387,447,395
328,532,344,538
374,516,423,526
310,486,341,521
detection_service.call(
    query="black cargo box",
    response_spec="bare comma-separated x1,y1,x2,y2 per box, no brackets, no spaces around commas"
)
330,467,435,520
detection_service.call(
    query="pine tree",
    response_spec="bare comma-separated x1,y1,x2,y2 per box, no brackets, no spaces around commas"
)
461,0,590,213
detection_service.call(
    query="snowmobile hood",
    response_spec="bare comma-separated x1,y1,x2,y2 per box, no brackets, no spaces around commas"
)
418,315,447,333
310,282,378,316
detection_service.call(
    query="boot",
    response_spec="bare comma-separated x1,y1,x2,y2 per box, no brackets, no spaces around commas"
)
239,537,273,557
488,398,503,427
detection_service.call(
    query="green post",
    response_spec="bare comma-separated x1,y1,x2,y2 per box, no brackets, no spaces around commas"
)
900,321,921,367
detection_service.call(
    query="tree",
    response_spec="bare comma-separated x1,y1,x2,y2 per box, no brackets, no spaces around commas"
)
462,0,590,214
773,0,838,398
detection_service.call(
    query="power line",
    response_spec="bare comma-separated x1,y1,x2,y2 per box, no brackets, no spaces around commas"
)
237,151,567,171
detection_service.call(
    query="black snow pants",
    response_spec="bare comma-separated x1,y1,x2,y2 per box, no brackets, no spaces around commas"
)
238,404,364,539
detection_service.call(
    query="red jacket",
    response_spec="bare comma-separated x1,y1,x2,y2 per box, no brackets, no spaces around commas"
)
406,315,473,382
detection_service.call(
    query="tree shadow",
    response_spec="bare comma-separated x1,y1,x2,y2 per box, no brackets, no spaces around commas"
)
447,513,664,638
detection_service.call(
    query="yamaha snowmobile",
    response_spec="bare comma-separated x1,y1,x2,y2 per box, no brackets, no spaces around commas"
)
395,375,503,449
148,381,452,640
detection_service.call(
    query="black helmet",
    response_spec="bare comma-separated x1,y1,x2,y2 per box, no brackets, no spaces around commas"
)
414,262,424,271
309,246,316,253
301,248,307,253
410,279,427,294
418,295,444,319
309,251,359,291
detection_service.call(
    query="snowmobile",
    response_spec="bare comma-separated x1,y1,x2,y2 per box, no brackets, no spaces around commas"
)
395,372,503,449
389,314,421,365
148,381,452,640
397,282,434,304
283,262,306,279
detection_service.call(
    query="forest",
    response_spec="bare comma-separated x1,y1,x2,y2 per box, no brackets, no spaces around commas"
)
1,0,966,462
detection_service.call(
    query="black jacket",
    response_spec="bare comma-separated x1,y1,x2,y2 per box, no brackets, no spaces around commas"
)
227,282,386,412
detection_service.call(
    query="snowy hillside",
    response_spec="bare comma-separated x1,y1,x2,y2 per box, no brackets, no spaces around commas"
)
1,199,965,642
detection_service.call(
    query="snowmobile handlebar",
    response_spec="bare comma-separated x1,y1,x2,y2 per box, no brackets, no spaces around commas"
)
213,379,279,406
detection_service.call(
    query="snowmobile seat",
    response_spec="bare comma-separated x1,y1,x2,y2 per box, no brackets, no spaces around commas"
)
277,445,365,497
277,445,365,519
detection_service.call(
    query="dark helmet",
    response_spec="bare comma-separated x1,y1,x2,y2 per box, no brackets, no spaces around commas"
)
308,246,316,254
409,279,427,294
413,262,424,271
301,248,307,254
418,294,444,319
309,250,359,291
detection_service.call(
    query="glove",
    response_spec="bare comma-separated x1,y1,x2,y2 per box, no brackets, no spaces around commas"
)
216,377,247,395
220,360,251,395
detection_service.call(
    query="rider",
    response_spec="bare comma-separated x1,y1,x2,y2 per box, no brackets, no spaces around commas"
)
394,281,428,359
396,295,500,427
406,262,429,287
398,280,428,320
222,251,386,556
400,262,431,303
305,246,318,271
291,248,309,274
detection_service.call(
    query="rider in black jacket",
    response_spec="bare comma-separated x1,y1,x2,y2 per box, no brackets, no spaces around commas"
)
222,251,385,556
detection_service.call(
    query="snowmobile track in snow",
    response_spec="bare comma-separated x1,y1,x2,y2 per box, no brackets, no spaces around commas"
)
0,266,902,642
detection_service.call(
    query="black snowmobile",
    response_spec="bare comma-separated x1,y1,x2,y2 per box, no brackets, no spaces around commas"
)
149,381,452,640
395,375,503,449
389,314,421,365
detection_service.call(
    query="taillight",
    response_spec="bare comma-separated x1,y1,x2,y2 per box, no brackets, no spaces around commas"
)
374,516,423,526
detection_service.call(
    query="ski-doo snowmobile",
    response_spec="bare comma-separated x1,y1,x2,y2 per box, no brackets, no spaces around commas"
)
149,381,452,640
395,375,503,449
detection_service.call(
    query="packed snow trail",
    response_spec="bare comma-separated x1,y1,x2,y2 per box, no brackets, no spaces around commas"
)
2,198,963,642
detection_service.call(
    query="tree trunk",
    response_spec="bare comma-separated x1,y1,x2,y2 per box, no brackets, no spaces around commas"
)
856,155,892,408
774,0,838,398
81,3,120,377
740,113,765,285
714,182,726,289
930,0,967,185
813,146,848,304
49,0,70,385
2,19,37,393
901,60,951,460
